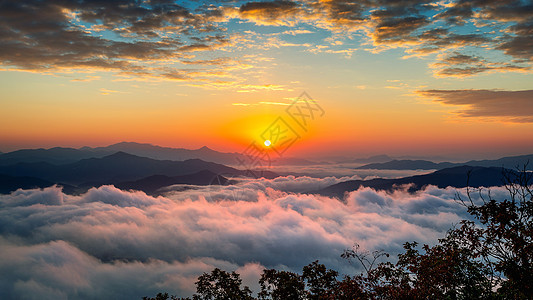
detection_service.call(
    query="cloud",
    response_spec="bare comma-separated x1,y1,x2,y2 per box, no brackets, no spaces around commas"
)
0,0,230,82
1,0,532,80
429,51,531,77
231,0,532,76
308,0,366,27
431,0,533,67
0,238,255,299
417,89,533,122
238,0,302,25
0,179,500,298
371,15,429,45
498,21,533,61
264,163,432,178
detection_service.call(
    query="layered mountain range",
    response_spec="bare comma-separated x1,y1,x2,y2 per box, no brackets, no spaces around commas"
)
0,142,529,196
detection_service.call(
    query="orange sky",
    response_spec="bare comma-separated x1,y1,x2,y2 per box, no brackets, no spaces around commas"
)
1,0,533,160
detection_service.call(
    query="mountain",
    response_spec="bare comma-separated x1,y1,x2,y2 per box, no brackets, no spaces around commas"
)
317,166,510,198
0,152,242,185
0,151,278,188
354,154,533,170
115,170,228,195
93,142,318,166
0,147,109,165
0,174,78,194
0,142,247,166
355,160,455,170
352,154,392,164
84,142,245,166
463,154,533,169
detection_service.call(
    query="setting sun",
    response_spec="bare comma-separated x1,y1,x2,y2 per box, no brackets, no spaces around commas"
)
264,140,271,147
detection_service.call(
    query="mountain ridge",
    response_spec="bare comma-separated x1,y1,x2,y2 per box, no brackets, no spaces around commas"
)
0,151,278,194
115,169,229,195
317,165,511,198
0,142,316,166
355,154,533,170
0,151,263,186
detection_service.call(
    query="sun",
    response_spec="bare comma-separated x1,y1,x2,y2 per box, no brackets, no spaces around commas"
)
264,140,271,147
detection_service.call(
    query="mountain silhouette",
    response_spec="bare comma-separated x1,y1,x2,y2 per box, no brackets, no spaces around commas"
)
0,142,319,167
355,160,456,170
355,154,533,170
115,170,228,195
317,166,510,198
0,143,239,165
85,142,245,165
0,152,252,186
0,151,278,193
0,147,108,165
352,154,392,164
0,174,78,194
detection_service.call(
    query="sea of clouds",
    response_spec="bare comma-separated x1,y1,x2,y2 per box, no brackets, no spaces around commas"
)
0,176,506,299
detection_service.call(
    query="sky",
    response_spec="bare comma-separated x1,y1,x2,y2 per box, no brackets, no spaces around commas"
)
1,0,533,159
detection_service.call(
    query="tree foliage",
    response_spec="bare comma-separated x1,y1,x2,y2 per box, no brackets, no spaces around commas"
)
258,269,306,300
302,260,338,299
193,268,253,300
454,165,533,298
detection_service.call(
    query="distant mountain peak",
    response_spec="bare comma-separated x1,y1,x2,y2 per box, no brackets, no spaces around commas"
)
104,151,141,159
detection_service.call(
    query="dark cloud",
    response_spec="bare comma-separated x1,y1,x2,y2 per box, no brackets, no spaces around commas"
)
418,89,533,122
0,0,229,79
436,0,533,24
435,64,529,77
411,28,491,55
498,21,533,60
1,0,532,79
236,0,533,75
239,0,301,24
308,0,366,25
441,53,481,65
433,0,533,65
477,0,533,22
435,1,474,25
373,15,429,44
430,51,530,77
0,180,483,298
240,0,299,13
431,33,489,48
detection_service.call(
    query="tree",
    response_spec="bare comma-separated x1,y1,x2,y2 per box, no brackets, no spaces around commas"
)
399,240,493,299
341,243,412,299
454,165,533,298
302,260,338,299
193,268,253,300
340,239,494,299
142,292,183,300
258,269,306,300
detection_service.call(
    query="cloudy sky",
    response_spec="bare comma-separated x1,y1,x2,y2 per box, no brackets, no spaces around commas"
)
1,0,532,158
